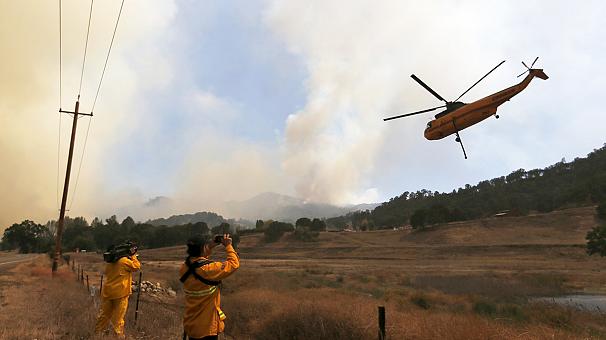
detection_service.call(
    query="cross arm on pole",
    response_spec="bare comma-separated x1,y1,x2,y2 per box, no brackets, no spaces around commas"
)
60,109,93,117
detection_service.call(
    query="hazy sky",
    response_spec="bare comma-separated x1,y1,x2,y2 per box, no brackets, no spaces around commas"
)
1,0,605,227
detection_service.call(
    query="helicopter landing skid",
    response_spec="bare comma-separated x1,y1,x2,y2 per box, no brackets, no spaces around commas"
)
452,119,468,159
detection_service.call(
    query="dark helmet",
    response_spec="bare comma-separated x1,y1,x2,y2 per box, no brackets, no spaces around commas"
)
186,235,211,257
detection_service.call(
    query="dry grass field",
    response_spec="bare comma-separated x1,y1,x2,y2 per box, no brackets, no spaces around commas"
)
2,206,606,339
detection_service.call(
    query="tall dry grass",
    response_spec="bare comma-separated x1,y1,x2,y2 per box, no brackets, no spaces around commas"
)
4,260,606,339
0,261,183,339
220,286,604,340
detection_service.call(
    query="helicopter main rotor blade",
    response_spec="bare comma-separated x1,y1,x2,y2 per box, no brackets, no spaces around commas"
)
410,74,447,102
454,60,506,102
383,105,446,121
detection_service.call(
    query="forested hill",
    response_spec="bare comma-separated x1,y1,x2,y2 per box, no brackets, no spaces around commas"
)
146,211,252,228
329,144,606,229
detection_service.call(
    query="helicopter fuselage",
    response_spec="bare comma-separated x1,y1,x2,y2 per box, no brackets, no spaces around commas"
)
424,69,548,140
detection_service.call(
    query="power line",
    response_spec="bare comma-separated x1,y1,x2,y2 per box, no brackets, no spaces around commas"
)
53,0,127,274
78,0,95,98
68,0,126,211
91,0,125,113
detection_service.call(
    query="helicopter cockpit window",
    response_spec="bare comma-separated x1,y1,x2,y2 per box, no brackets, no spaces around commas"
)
426,122,432,129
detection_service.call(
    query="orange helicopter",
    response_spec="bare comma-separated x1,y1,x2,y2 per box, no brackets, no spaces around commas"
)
384,58,548,158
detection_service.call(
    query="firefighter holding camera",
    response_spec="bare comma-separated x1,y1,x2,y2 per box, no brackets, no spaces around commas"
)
95,242,141,337
180,234,239,340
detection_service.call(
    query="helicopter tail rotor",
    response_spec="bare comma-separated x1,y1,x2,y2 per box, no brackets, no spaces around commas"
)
517,57,540,78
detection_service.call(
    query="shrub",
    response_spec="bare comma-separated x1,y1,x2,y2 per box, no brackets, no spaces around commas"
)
254,303,368,340
499,304,526,322
473,301,497,316
293,227,319,242
411,295,430,309
586,225,606,256
264,221,294,243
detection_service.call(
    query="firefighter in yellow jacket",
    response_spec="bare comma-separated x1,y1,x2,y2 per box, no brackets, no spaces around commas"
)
180,234,239,340
95,244,141,336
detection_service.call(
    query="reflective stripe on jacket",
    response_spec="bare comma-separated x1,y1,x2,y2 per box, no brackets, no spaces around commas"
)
102,255,141,299
183,286,217,297
180,244,239,338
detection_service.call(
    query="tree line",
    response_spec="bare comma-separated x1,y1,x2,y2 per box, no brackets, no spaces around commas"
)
327,144,606,230
254,217,326,243
4,144,605,252
1,214,328,253
0,215,243,254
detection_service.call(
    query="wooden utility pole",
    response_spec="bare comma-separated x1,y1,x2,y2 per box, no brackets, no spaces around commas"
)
52,99,92,274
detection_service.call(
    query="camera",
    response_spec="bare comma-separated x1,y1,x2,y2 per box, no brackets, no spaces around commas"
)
213,235,223,244
103,241,138,263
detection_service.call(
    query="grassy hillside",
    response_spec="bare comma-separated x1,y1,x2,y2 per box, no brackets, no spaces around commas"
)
331,144,606,229
41,206,606,339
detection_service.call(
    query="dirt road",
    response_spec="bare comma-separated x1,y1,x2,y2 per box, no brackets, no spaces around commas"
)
0,253,38,268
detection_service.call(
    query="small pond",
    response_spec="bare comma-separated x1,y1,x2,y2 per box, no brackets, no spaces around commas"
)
537,295,606,312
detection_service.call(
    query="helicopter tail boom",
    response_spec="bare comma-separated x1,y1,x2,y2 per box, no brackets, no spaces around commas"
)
530,69,548,80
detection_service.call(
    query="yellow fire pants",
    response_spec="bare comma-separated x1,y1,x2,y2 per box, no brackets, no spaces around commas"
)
94,296,129,336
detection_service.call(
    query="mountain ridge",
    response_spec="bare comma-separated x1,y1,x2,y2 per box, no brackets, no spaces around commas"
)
145,192,380,227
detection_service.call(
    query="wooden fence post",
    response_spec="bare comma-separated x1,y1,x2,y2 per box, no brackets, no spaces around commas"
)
100,275,104,297
378,306,386,340
134,272,143,325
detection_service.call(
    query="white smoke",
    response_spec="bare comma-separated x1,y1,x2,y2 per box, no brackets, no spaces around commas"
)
264,0,509,204
0,0,179,228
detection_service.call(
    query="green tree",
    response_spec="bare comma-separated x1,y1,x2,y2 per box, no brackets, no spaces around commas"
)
212,223,231,235
255,219,265,231
72,235,96,251
121,216,136,230
264,221,294,243
1,220,52,253
587,202,606,256
296,218,312,229
410,209,427,229
190,221,209,236
62,216,91,251
310,218,326,232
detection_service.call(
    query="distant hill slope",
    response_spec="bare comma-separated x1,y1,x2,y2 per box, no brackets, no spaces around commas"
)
329,143,606,229
399,206,596,246
221,192,379,221
146,211,252,228
230,207,595,258
145,193,379,227
141,206,597,262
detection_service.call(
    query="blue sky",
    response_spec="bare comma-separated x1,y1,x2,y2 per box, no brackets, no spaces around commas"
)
1,0,606,225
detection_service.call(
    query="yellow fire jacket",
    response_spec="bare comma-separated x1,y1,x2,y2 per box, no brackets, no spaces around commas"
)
102,255,141,300
179,244,240,338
